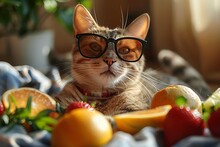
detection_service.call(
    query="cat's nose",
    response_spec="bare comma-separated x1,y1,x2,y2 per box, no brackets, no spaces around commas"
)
103,57,116,66
103,48,117,66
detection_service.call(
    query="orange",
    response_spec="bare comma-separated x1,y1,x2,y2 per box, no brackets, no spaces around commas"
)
113,105,171,134
2,87,56,116
150,85,201,110
51,108,113,147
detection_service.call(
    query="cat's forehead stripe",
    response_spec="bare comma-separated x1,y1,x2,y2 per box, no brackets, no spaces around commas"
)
108,30,120,38
90,27,123,38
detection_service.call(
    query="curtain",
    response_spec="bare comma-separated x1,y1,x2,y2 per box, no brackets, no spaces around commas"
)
152,0,220,81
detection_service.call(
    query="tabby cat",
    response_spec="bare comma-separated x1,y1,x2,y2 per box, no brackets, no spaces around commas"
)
54,4,211,115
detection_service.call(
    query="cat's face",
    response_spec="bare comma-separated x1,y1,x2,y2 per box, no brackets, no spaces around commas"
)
71,4,150,92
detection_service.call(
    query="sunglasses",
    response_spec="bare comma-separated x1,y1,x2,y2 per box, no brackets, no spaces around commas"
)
76,33,147,62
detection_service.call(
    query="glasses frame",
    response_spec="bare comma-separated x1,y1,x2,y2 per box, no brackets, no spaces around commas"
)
76,33,147,62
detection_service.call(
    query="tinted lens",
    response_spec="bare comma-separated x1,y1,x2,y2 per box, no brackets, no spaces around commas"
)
78,34,106,58
116,38,143,61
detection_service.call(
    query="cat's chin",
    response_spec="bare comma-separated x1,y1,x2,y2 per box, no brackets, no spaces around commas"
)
100,69,124,81
100,70,116,76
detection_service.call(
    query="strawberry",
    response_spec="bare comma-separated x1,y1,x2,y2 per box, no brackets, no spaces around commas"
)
163,106,205,147
65,101,94,113
0,102,5,115
207,107,220,137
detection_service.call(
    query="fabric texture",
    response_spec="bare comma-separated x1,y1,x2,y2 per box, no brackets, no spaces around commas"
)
0,61,219,147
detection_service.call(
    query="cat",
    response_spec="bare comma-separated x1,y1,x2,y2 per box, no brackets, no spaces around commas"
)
54,4,211,116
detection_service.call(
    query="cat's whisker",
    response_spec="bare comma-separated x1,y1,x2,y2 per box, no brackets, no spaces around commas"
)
120,6,124,29
92,1,99,25
140,73,169,90
125,66,170,87
72,67,106,71
50,61,71,69
124,5,129,29
124,68,165,92
72,62,101,65
126,73,155,97
141,73,163,84
50,63,71,69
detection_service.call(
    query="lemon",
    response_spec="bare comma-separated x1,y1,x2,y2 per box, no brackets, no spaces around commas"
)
51,108,113,147
203,88,220,110
113,105,171,134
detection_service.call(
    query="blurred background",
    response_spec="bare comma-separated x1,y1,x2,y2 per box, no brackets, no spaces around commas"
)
0,0,219,89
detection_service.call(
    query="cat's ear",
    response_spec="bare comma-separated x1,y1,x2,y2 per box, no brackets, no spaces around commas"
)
125,13,150,39
73,4,98,34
